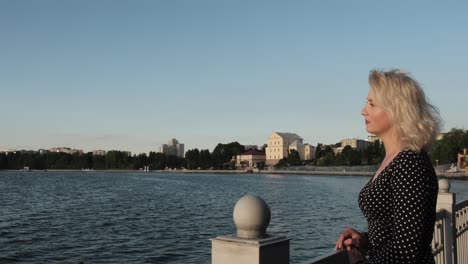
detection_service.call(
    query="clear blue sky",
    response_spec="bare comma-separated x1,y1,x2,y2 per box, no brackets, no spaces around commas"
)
1,1,467,154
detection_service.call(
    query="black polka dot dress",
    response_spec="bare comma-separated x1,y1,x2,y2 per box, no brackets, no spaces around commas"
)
359,150,438,264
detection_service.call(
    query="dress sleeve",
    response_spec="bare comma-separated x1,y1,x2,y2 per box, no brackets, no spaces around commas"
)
366,154,437,263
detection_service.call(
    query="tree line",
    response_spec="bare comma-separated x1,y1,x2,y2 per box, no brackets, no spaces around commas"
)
431,128,468,165
0,142,246,170
1,128,466,170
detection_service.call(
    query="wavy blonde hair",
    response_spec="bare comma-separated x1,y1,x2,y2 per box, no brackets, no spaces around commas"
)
369,69,441,152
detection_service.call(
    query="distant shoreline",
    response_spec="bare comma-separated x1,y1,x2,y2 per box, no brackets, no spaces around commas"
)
1,168,467,179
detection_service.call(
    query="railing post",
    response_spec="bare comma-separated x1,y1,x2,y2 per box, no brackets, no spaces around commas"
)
211,195,290,264
436,179,457,264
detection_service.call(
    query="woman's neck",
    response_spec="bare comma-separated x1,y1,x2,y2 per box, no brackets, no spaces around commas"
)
379,129,402,158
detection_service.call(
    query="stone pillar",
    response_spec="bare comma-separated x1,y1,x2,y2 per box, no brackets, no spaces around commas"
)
211,195,290,264
436,179,457,264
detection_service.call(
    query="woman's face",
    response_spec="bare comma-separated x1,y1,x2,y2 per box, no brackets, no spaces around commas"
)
361,89,393,137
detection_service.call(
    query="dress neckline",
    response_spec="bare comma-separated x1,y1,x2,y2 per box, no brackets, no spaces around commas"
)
370,150,404,183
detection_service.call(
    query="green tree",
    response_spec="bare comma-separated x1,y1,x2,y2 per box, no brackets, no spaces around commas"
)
199,149,212,169
314,143,323,165
0,153,7,169
133,153,148,170
334,151,345,166
185,149,200,169
212,142,245,169
287,149,302,166
430,128,468,164
105,151,131,169
93,155,106,169
149,152,167,170
274,158,288,169
361,140,381,165
317,146,335,166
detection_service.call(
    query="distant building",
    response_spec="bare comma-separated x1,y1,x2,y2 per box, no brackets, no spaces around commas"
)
69,149,83,155
93,150,106,156
458,148,468,170
0,149,16,154
341,138,368,150
288,140,304,159
334,138,370,154
49,147,83,155
366,135,380,143
38,149,49,154
160,138,185,158
436,133,446,141
50,147,70,153
265,132,315,166
304,144,316,161
18,150,37,154
236,148,266,168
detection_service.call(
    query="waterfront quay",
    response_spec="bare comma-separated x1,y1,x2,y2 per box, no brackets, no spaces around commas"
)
7,166,468,179
155,168,467,179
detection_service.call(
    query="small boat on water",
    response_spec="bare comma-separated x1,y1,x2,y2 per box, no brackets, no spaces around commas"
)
446,164,463,173
245,168,260,174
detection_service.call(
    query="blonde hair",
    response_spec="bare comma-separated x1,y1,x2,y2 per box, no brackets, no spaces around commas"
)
369,69,441,152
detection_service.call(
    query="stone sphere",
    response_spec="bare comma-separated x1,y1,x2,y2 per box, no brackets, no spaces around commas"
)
233,195,271,239
439,179,450,193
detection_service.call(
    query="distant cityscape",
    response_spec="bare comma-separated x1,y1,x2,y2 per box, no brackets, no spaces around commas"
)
0,132,381,167
1,130,465,171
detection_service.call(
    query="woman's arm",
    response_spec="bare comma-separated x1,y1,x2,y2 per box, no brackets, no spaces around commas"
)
335,228,369,251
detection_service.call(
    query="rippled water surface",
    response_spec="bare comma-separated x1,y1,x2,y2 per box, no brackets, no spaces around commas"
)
1,171,467,263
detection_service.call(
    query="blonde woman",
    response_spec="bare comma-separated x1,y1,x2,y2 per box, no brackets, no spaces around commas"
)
335,69,440,263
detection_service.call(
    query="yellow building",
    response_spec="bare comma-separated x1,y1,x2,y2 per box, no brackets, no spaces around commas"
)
304,144,315,160
341,138,369,150
265,132,315,166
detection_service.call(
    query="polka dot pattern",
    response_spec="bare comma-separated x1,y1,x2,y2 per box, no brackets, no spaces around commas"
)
358,150,438,263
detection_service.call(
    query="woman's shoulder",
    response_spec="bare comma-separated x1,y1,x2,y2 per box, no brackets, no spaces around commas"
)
392,149,436,179
397,149,431,163
391,149,438,193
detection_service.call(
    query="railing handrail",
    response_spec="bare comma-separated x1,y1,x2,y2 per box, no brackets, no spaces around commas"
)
454,198,468,264
454,199,468,212
212,180,467,264
309,199,468,264
436,209,449,219
303,249,350,264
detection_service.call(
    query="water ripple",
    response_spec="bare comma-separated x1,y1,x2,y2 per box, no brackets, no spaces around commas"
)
1,172,467,263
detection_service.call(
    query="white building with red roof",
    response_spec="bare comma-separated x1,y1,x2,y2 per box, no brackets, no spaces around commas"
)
235,148,266,168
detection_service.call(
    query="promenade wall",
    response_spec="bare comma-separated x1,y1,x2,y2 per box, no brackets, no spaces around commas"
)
2,167,467,178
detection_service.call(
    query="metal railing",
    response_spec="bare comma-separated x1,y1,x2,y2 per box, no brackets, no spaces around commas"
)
455,200,468,264
211,179,468,264
433,210,448,264
304,250,349,264
309,179,466,264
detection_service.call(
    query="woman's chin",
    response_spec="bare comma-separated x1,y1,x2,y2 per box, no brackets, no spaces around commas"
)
365,128,378,136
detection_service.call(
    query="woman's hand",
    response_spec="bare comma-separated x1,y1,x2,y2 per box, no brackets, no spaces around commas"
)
335,227,368,251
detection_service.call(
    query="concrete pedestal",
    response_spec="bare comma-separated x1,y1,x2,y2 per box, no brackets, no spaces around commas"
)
211,234,290,264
